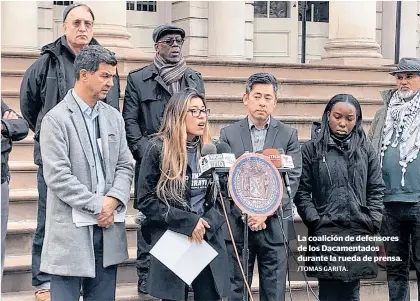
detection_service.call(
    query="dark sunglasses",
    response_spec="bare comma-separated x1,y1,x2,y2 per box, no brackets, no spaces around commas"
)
157,38,184,46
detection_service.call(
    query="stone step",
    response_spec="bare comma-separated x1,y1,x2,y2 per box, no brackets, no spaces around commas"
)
1,51,395,83
2,247,137,293
8,189,138,222
4,209,307,257
7,160,139,192
208,114,373,142
206,96,383,119
2,278,418,301
0,278,313,301
4,217,138,258
6,136,34,162
6,115,371,169
8,161,38,191
198,77,393,101
1,90,385,120
2,69,393,101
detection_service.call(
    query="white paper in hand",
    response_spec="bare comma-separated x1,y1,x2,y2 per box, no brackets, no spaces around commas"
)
150,230,218,285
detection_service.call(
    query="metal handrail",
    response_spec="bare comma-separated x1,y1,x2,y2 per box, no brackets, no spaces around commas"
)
300,1,307,63
394,1,402,64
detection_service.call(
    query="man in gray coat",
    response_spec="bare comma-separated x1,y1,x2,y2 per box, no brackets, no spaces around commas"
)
39,45,133,301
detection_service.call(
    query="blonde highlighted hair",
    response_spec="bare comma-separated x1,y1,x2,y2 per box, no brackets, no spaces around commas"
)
156,89,211,206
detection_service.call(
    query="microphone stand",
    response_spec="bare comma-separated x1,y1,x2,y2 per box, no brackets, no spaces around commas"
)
279,170,294,301
242,213,249,301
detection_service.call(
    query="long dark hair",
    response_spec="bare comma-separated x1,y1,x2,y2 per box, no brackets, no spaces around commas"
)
314,94,366,161
155,89,211,206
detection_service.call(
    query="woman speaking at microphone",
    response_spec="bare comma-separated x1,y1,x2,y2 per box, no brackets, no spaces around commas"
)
294,94,385,301
136,89,229,301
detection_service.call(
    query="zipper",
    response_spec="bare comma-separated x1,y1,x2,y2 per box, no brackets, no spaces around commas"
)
323,155,333,186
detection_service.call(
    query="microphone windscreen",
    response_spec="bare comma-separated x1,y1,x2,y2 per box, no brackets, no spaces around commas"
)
216,142,232,154
262,148,282,168
202,143,217,156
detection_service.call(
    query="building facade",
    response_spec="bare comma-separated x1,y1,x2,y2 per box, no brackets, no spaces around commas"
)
1,1,420,65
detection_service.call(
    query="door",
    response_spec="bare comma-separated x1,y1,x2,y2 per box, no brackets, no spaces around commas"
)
253,1,299,63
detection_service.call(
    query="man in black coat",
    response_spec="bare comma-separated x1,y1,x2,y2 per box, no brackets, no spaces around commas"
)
1,100,29,277
122,24,205,295
19,4,120,300
219,73,302,301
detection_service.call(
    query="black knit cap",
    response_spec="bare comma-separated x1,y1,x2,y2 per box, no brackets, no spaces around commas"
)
63,3,95,22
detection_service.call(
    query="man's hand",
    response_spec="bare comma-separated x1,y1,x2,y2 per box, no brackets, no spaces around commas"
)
2,110,18,131
188,218,210,243
248,215,267,232
97,196,119,228
3,111,18,120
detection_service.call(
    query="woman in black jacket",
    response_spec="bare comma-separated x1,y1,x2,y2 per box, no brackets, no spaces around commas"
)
294,94,385,301
136,89,229,301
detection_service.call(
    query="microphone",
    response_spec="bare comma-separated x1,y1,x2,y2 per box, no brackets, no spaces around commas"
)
278,148,295,169
198,143,236,178
278,148,293,198
261,148,293,197
216,141,232,154
261,148,282,168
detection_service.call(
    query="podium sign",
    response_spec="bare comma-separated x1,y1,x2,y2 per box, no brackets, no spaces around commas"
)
228,153,283,216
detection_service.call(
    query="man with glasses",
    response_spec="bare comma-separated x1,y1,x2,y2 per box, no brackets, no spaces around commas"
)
20,4,120,301
122,24,205,295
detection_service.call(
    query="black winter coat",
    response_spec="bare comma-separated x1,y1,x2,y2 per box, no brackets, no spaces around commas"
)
122,64,205,164
20,36,120,165
294,131,385,281
136,137,229,301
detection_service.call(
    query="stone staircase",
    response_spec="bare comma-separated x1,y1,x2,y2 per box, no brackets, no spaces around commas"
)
3,51,417,300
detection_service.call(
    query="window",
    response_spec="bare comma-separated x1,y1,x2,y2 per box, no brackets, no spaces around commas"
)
299,1,329,23
254,1,290,18
126,1,157,12
53,1,74,5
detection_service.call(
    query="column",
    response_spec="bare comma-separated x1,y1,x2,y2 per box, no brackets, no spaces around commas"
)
1,1,38,51
79,1,142,58
208,1,246,61
318,1,390,65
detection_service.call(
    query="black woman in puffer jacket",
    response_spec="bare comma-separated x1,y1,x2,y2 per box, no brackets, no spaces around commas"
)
294,94,385,301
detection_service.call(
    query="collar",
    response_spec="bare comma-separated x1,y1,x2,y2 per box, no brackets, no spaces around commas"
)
61,36,76,57
328,132,352,148
71,89,99,116
248,116,270,130
142,64,159,81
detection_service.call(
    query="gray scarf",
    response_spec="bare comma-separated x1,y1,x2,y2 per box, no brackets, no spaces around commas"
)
153,54,187,94
381,90,420,186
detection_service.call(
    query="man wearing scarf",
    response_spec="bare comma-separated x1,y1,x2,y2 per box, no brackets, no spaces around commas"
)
369,57,420,301
122,24,205,295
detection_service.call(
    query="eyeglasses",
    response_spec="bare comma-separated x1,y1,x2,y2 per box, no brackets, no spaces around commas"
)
157,38,184,46
187,108,210,118
68,19,94,30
